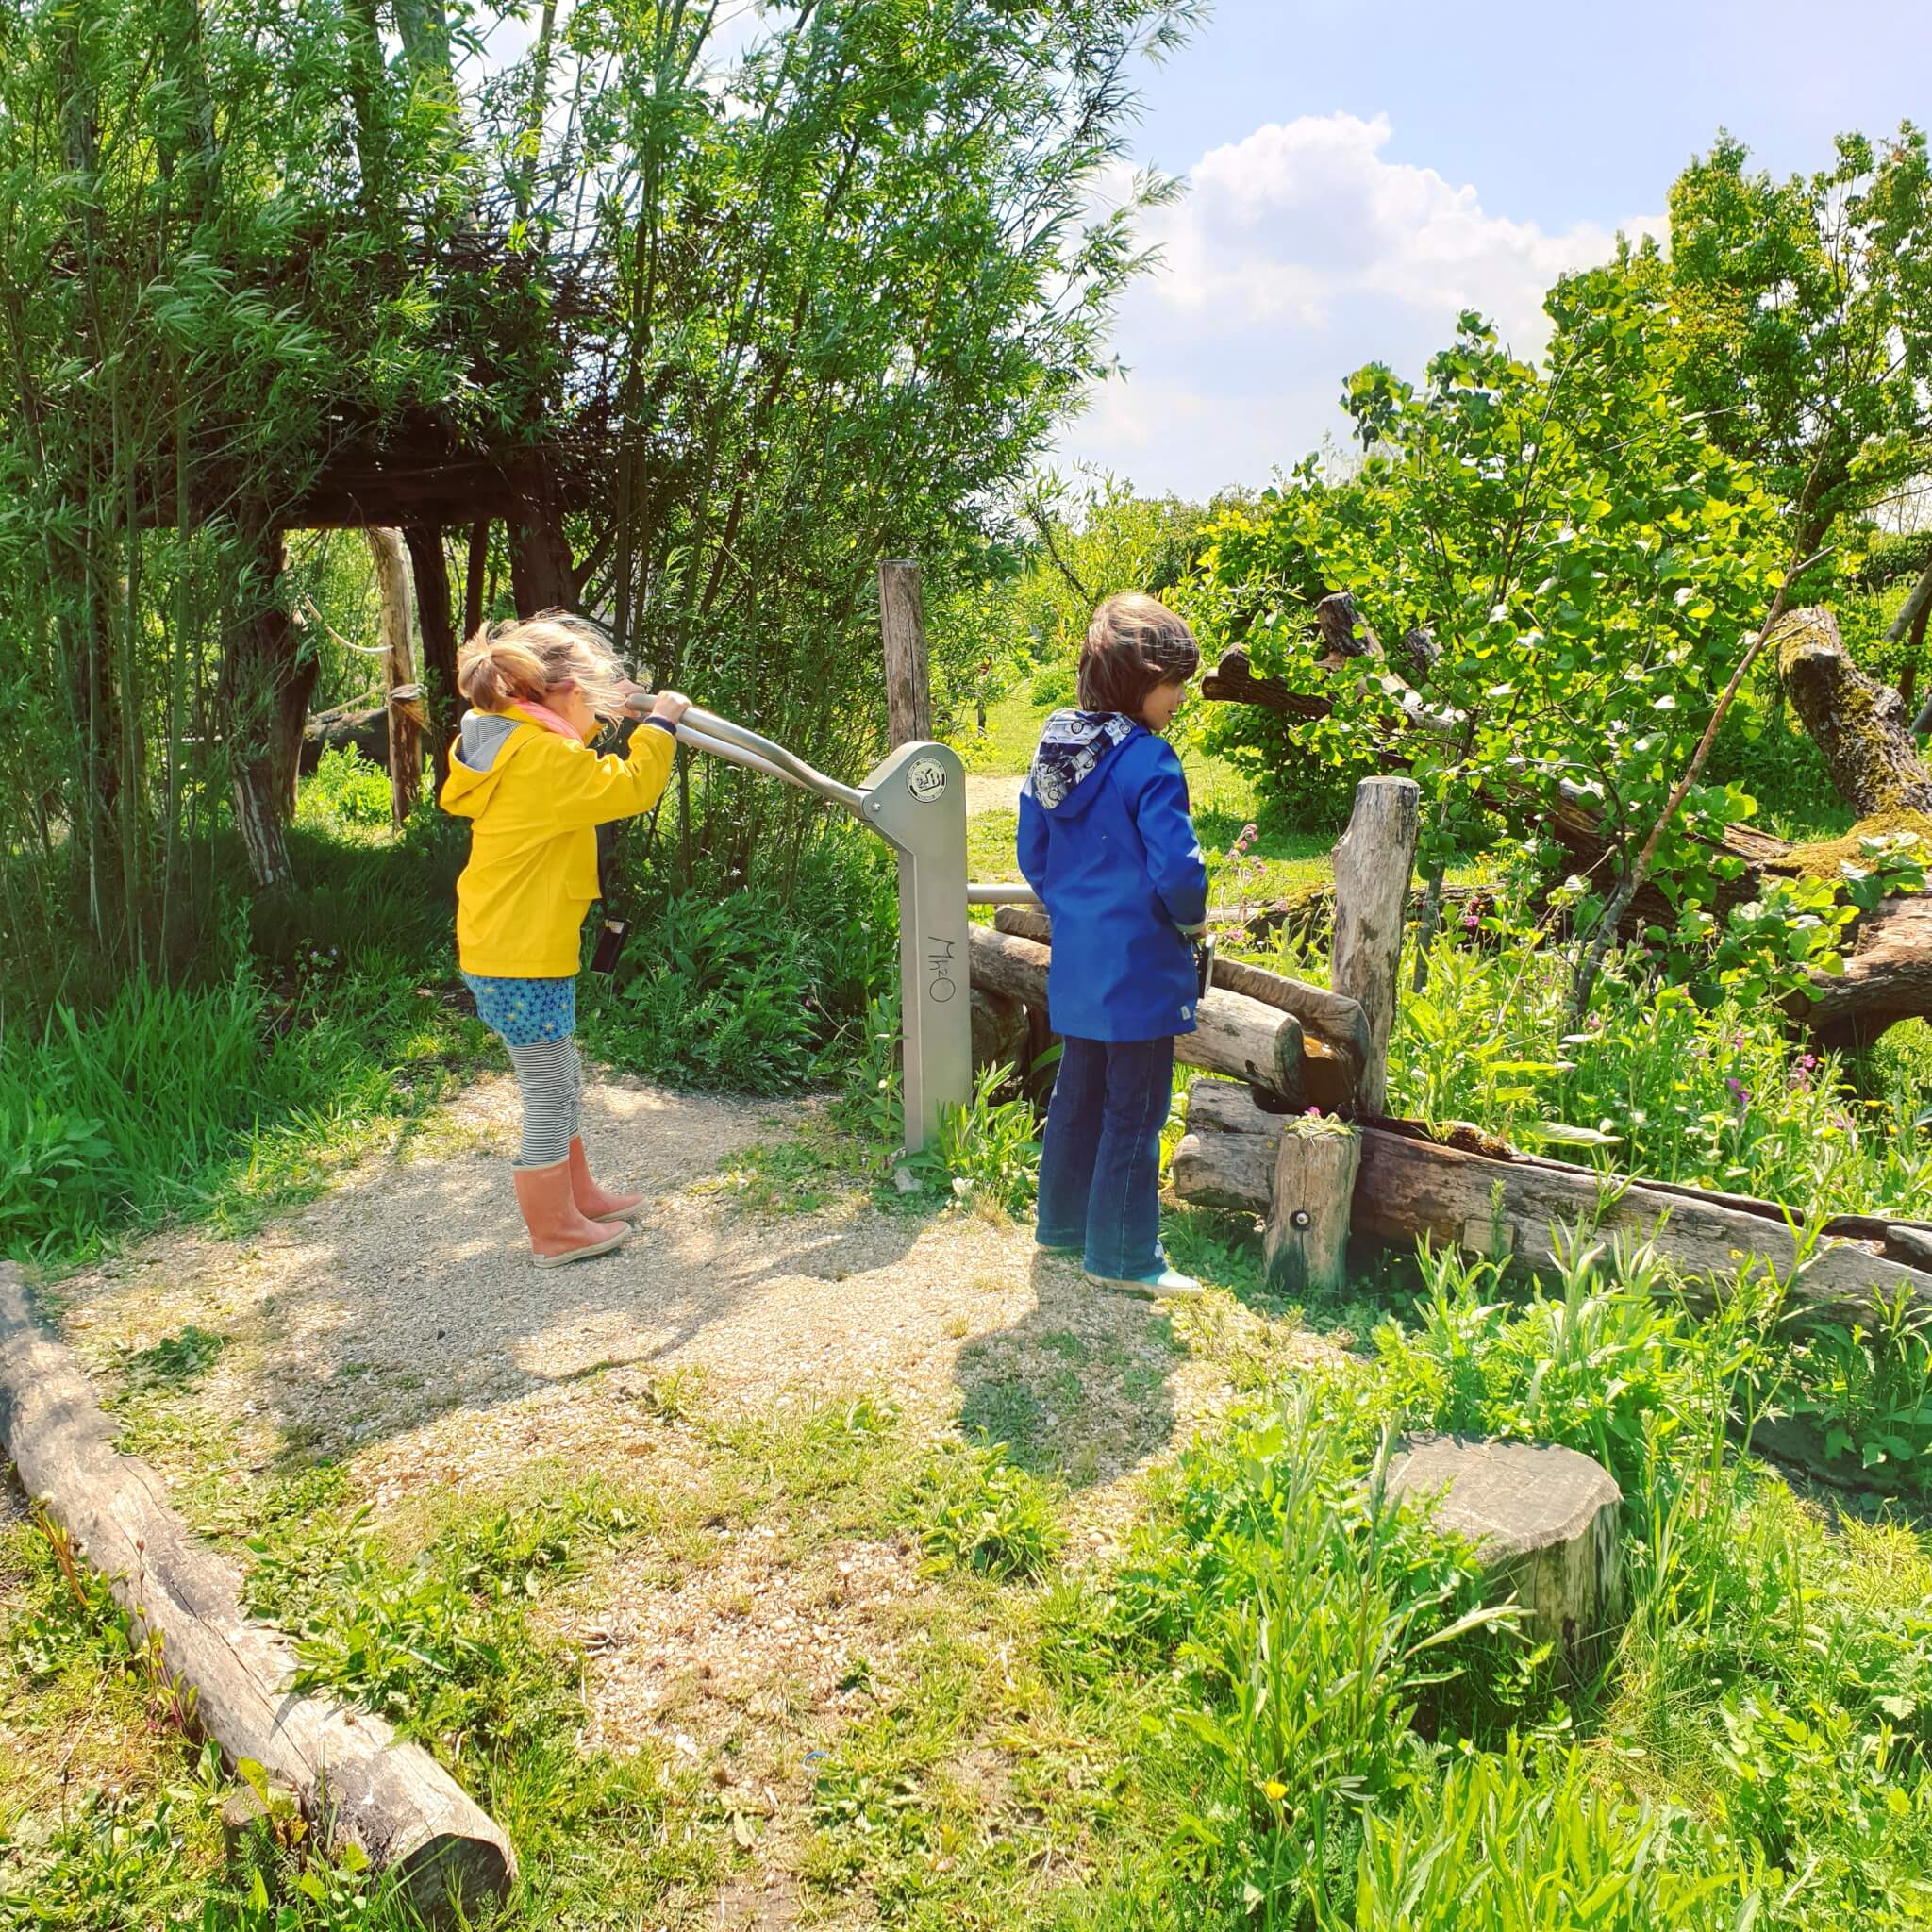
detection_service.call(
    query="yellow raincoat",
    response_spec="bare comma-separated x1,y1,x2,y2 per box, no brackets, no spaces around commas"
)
440,708,675,977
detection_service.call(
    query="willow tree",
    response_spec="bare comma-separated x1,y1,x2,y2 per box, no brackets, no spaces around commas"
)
0,0,1196,976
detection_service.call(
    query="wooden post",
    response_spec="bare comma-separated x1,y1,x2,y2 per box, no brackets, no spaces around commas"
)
366,528,422,826
0,1267,514,1918
879,559,932,747
1262,1117,1360,1294
1330,776,1420,1114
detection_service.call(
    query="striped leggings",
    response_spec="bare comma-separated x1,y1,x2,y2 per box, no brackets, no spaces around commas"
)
507,1037,583,1169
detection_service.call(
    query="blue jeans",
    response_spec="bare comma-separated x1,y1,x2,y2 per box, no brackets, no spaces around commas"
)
1036,1034,1174,1280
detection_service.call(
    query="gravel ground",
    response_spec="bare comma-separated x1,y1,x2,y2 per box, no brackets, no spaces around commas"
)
962,773,1024,817
50,1072,1327,1766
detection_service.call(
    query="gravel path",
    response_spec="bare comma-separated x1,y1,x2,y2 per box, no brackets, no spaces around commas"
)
962,773,1023,818
45,1069,1328,1914
54,1073,1289,1538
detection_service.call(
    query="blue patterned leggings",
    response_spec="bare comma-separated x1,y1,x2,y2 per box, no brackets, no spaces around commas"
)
464,974,583,1168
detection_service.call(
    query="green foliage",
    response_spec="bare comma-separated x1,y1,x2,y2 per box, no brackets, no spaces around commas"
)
0,1786,213,1931
1665,125,1932,555
0,836,484,1266
1372,1237,1712,1495
1779,1291,1932,1492
1386,917,1932,1216
596,892,824,1093
118,1324,229,1391
1683,831,1925,1004
911,1062,1043,1216
1858,528,1932,593
1013,472,1234,678
582,819,899,1094
299,748,393,834
1352,1742,1751,1932
913,1441,1061,1582
1198,289,1790,926
248,1487,632,1757
1,0,1201,977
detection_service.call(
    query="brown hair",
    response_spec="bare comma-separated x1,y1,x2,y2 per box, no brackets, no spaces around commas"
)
1076,592,1201,716
456,610,630,720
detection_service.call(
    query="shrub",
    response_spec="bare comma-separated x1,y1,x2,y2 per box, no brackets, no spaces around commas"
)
299,744,393,832
1029,660,1075,708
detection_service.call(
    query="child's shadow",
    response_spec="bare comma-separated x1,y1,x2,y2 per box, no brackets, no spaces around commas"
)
951,1251,1183,1491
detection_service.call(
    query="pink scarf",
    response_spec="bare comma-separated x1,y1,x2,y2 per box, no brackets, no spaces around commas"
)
508,699,583,743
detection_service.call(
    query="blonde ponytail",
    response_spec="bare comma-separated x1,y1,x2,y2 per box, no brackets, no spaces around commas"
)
458,630,548,712
457,610,630,721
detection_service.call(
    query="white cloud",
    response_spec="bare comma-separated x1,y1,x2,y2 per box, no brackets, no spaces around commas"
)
1058,114,1664,498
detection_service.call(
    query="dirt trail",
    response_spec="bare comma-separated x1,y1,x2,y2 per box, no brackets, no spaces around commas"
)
962,773,1023,818
53,1067,1307,1641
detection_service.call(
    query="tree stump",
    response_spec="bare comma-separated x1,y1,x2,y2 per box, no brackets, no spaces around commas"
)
1388,1434,1624,1679
1261,1117,1360,1294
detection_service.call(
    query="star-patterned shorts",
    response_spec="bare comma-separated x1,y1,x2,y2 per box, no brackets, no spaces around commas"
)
462,973,577,1046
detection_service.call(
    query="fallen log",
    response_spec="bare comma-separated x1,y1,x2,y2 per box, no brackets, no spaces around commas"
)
965,925,1308,1106
991,903,1371,1091
0,1266,515,1921
1171,1080,1932,1325
300,704,389,775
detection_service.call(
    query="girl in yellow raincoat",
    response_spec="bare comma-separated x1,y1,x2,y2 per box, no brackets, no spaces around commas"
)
441,613,689,1265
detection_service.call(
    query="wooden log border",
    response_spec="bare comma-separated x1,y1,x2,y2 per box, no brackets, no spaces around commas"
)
0,1266,516,1921
1172,1079,1932,1325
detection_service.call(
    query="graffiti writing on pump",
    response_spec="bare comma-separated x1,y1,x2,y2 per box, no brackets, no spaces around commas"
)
926,933,958,1003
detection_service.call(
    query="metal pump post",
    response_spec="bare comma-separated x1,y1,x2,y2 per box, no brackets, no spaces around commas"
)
642,705,983,1155
857,741,970,1154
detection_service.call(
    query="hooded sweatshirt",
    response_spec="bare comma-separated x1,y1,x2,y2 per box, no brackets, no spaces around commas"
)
440,706,675,977
1016,709,1208,1042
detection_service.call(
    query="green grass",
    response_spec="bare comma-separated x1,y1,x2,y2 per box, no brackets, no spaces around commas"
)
952,692,1488,907
0,820,487,1274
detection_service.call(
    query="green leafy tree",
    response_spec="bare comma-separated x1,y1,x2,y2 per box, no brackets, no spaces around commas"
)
1195,277,1790,969
1665,125,1932,573
0,0,1203,977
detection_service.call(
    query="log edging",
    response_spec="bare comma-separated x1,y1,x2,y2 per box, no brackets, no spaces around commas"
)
1172,1079,1932,1325
0,1266,516,1921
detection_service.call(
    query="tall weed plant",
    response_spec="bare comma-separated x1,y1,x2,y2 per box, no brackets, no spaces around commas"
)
1388,924,1931,1216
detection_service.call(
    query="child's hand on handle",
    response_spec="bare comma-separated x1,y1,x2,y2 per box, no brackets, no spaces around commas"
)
649,690,691,726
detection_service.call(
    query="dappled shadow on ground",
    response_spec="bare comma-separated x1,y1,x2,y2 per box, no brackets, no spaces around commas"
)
951,1252,1184,1491
53,1077,942,1473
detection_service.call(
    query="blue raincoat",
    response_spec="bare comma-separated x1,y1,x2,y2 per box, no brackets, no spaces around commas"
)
1016,710,1209,1042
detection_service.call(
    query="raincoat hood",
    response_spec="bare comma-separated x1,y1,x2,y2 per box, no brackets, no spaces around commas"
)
441,710,541,820
1023,709,1142,821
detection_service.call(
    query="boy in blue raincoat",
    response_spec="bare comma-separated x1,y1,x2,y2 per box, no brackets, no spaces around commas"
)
1018,593,1209,1299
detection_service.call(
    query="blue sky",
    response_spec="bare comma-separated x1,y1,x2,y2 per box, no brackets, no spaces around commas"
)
1055,0,1932,499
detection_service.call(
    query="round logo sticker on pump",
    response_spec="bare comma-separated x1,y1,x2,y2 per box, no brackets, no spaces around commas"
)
906,756,948,802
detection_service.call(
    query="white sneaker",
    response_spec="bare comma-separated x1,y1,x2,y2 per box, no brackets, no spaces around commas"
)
1083,1266,1205,1302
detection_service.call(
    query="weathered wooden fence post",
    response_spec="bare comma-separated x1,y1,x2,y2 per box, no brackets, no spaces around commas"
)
1262,1117,1361,1293
365,528,422,827
1330,775,1421,1116
878,559,933,748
